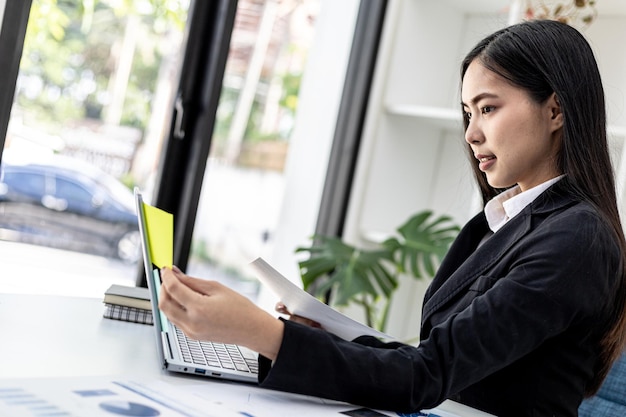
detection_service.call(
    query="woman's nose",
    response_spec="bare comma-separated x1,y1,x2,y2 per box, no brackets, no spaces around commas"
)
464,119,484,145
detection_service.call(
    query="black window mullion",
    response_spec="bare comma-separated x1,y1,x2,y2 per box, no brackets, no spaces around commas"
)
0,0,33,161
137,0,238,286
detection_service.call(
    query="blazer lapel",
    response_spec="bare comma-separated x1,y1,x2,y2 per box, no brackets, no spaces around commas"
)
421,181,579,327
421,211,532,324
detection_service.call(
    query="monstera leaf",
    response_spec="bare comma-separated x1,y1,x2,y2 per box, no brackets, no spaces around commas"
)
296,210,459,331
297,235,396,306
383,211,460,279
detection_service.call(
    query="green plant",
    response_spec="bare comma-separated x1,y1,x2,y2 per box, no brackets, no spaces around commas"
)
296,210,460,332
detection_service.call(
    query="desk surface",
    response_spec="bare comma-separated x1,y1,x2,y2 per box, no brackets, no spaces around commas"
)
0,293,160,379
0,293,493,416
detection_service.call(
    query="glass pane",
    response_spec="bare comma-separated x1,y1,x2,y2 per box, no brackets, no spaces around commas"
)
0,0,189,297
186,0,322,303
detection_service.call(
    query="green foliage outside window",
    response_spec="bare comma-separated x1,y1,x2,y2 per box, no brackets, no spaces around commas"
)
18,0,187,132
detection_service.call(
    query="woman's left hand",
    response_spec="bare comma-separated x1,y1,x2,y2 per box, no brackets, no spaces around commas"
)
275,302,322,328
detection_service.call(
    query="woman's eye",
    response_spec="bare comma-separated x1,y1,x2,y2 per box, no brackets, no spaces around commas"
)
481,106,494,115
464,111,472,120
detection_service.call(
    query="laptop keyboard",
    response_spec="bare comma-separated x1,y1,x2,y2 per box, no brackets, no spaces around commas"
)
174,326,259,374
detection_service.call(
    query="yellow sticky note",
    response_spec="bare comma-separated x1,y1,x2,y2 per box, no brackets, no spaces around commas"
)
143,202,173,268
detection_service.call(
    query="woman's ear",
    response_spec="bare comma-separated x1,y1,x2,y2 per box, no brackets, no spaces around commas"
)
548,93,564,132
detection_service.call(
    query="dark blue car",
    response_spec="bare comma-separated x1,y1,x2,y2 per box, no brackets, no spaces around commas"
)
0,155,140,263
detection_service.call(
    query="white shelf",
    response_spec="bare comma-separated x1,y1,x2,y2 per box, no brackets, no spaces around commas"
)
385,104,462,130
387,104,626,139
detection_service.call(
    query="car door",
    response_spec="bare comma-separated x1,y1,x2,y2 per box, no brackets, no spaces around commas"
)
51,171,138,258
49,173,113,251
0,166,50,236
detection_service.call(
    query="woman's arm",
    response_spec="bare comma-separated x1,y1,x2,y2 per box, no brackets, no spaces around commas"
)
260,206,622,412
157,205,620,413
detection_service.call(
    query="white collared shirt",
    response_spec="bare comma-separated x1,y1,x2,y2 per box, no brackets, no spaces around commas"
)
484,176,564,233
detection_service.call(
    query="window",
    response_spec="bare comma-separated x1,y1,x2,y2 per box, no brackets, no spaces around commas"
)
0,0,189,296
0,0,367,306
185,0,322,302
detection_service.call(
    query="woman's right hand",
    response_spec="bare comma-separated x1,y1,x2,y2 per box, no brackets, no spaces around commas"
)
159,266,284,360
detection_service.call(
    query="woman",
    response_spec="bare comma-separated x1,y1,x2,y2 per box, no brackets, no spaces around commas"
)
158,20,626,416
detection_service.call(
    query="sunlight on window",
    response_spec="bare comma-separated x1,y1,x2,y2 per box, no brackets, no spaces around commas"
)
0,0,188,297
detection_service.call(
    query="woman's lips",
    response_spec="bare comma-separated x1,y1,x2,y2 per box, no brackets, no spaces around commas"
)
477,154,496,171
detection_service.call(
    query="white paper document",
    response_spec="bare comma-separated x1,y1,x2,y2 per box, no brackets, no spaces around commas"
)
249,257,394,341
185,379,488,417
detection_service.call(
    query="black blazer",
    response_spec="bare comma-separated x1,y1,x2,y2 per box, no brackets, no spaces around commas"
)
259,182,622,417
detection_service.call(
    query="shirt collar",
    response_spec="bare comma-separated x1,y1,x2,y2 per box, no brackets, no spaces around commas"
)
484,175,565,233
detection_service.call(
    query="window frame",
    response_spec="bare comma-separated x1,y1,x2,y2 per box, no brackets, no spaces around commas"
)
139,0,238,284
0,0,32,161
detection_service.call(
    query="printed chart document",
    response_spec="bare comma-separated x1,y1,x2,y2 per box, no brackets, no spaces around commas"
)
0,377,240,417
0,376,492,417
249,257,393,341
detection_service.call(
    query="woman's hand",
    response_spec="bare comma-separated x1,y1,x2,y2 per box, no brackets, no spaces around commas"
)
275,302,322,328
158,266,284,361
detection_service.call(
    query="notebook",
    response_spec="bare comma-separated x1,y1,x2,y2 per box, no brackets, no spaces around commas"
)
103,303,153,325
134,188,259,383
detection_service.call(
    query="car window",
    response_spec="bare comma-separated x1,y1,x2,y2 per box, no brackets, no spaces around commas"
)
3,170,46,197
55,176,94,206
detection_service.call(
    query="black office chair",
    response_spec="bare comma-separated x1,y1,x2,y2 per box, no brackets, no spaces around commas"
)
579,352,626,417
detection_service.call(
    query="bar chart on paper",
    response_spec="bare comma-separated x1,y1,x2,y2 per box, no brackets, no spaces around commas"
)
0,378,241,417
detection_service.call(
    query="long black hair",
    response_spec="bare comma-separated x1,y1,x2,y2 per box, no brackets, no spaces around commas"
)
461,19,626,395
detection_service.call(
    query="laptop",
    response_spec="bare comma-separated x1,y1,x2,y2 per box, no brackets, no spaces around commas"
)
134,187,259,383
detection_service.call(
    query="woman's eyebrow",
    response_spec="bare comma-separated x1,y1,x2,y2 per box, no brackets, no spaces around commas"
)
461,92,499,107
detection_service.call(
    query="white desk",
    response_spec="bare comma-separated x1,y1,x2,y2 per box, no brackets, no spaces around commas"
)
0,293,493,416
0,293,161,379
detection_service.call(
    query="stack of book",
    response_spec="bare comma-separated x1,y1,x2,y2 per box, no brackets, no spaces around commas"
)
103,284,153,325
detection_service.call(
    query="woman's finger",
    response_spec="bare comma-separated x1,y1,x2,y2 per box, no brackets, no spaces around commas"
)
168,266,219,296
159,267,205,313
158,279,188,324
273,301,321,328
275,302,291,315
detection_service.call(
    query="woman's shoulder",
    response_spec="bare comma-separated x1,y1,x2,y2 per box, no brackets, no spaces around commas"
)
545,198,610,229
536,199,614,244
532,183,613,232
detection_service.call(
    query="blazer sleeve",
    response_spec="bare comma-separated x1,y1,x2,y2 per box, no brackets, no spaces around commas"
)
258,205,621,412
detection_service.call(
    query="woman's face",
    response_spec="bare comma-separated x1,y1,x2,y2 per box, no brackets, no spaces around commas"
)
461,60,563,192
